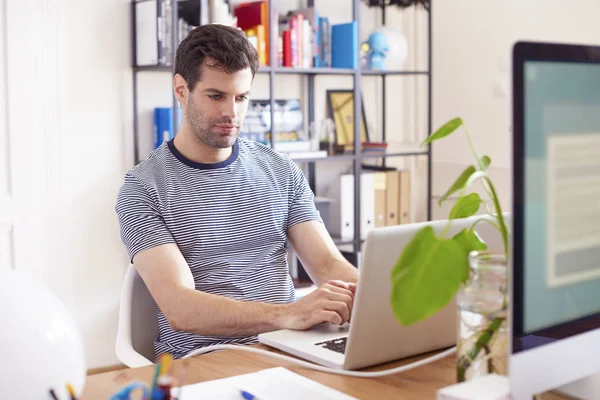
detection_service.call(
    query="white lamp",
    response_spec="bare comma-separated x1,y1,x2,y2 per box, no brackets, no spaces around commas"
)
0,268,86,399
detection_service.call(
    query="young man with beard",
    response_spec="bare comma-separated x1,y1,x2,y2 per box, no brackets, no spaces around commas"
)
116,24,358,360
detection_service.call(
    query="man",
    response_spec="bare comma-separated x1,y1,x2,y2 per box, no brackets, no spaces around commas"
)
115,24,358,360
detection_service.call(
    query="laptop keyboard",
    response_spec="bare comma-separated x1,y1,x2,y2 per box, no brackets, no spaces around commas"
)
314,337,347,354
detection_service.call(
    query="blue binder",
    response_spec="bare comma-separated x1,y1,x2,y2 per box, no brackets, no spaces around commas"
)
153,107,181,149
331,21,357,69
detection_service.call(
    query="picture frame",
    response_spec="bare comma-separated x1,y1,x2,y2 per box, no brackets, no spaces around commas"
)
326,89,370,146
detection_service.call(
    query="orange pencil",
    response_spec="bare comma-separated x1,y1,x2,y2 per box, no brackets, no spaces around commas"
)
66,383,76,400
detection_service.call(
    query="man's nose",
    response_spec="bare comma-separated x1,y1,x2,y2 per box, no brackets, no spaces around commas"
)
221,98,238,120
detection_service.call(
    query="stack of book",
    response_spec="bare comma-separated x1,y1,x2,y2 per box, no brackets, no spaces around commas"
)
234,1,358,69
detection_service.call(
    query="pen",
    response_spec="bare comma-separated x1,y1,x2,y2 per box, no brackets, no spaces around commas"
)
239,389,272,400
49,389,59,400
150,361,161,395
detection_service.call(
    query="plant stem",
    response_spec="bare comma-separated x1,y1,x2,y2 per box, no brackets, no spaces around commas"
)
457,316,505,382
484,177,509,259
463,124,495,202
469,217,501,234
463,125,480,164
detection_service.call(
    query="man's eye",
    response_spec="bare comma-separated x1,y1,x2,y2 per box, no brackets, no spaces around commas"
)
238,96,248,101
209,95,221,100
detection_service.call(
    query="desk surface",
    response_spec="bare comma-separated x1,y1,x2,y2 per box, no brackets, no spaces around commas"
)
81,344,565,399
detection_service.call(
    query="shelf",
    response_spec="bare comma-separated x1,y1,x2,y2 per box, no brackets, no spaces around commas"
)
361,70,430,76
289,153,357,162
258,66,356,75
134,65,172,72
361,150,429,159
286,150,428,162
332,237,354,246
134,65,429,76
258,67,429,76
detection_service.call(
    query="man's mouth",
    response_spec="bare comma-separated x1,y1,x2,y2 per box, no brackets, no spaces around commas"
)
215,124,237,134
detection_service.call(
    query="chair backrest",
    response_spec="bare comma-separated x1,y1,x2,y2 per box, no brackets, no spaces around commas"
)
116,264,158,366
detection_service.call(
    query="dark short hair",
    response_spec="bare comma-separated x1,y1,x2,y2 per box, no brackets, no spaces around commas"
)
175,24,260,91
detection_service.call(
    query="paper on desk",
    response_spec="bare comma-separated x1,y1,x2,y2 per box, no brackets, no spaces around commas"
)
172,367,358,400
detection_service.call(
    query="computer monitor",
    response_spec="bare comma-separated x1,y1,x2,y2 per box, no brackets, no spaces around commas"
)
511,41,600,399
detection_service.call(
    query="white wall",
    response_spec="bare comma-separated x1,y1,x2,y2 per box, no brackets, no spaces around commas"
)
5,0,132,368
0,0,13,271
431,0,600,220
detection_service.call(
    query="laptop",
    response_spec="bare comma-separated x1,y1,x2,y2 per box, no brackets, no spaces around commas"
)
258,214,506,370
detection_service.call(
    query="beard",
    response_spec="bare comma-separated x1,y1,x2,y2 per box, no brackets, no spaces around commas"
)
186,96,240,149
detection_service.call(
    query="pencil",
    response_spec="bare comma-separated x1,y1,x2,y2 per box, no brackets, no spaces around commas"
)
49,389,59,400
66,383,76,400
159,353,173,376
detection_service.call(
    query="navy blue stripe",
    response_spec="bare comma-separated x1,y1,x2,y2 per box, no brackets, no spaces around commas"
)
167,137,240,170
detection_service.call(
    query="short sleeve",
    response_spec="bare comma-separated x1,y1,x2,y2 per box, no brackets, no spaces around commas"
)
115,173,176,261
287,159,323,228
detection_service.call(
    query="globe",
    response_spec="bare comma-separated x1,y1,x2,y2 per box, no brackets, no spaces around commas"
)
0,268,86,399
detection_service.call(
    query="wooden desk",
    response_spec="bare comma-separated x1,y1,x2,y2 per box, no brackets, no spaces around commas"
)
82,345,566,399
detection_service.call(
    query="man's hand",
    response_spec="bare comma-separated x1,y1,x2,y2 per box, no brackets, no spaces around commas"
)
277,281,356,330
327,279,357,296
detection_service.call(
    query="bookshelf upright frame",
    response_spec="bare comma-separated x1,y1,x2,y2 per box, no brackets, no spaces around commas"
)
130,0,433,283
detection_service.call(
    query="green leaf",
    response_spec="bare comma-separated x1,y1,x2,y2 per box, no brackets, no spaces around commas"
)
390,226,468,326
422,118,463,145
449,193,482,219
480,155,491,170
452,228,488,282
438,165,476,207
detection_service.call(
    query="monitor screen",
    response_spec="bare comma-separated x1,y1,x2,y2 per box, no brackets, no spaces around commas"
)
513,50,600,352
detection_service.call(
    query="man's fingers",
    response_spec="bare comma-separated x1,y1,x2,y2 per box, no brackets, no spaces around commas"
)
328,280,357,295
347,282,357,295
324,283,354,298
322,296,351,324
320,310,343,325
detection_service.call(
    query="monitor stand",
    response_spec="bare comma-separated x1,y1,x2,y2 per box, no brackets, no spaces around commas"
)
554,373,600,399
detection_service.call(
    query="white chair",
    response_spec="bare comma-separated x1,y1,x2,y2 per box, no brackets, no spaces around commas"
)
115,264,158,368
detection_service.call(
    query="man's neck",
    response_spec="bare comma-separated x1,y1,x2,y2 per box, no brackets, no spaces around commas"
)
173,128,233,165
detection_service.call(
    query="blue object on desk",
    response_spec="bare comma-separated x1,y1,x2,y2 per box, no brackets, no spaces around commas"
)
109,382,150,400
240,389,262,400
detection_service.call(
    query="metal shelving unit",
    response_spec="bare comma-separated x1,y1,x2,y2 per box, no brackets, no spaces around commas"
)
262,0,433,279
131,0,432,280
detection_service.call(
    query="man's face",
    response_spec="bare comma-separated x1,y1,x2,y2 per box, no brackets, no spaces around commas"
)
184,63,253,149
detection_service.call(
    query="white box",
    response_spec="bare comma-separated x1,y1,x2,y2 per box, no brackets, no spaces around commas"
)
437,374,511,400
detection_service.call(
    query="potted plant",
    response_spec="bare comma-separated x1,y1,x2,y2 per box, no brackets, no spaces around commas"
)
390,117,510,382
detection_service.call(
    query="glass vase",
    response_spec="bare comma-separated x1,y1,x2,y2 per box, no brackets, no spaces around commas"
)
456,251,509,382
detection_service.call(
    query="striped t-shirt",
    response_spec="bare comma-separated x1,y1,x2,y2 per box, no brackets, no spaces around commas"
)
115,137,322,359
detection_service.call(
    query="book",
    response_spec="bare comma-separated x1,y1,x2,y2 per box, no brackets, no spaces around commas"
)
331,21,357,69
239,99,304,145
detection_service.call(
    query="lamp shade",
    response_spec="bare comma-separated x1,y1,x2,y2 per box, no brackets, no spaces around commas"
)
0,268,86,399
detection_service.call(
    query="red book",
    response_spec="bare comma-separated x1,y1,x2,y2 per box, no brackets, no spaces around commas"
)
282,30,292,67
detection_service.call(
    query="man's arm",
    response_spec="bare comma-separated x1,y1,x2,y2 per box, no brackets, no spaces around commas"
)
288,220,359,287
133,243,356,336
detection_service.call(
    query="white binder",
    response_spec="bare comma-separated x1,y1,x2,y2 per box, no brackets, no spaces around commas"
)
327,173,375,241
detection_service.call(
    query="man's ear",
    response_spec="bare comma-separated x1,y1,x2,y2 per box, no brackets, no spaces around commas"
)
173,74,188,105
